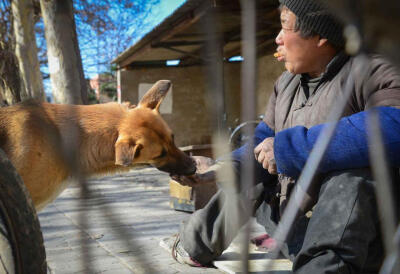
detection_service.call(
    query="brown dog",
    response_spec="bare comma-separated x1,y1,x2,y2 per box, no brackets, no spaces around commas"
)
0,80,195,211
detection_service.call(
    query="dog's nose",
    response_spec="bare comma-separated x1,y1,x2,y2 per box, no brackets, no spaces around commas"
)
186,162,197,176
180,157,196,176
158,160,196,176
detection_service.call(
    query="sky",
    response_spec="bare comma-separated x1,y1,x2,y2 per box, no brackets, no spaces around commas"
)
157,1,187,20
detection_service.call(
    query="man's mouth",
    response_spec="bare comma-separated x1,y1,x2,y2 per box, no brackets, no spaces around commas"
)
274,51,284,61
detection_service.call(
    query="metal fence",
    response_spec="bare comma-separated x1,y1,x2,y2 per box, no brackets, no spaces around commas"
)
39,0,400,272
206,0,400,273
1,0,400,273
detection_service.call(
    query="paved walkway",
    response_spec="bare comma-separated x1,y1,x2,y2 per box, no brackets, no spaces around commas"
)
39,168,292,274
39,168,223,274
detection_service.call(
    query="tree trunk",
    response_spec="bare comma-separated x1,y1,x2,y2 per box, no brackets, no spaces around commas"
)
11,0,45,101
0,83,18,106
0,51,22,105
39,0,87,104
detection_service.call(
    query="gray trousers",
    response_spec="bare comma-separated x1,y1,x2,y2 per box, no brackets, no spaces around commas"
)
180,168,389,273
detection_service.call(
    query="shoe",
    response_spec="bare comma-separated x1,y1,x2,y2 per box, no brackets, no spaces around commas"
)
160,234,204,267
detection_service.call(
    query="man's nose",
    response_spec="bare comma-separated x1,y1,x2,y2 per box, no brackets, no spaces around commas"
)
275,29,283,45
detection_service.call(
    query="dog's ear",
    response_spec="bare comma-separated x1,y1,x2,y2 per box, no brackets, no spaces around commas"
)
137,80,171,112
115,140,142,166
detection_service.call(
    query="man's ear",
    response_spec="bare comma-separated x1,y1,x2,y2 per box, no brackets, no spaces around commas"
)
115,140,142,166
137,80,171,112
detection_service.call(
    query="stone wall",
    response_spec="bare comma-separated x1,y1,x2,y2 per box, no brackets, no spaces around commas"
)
120,55,284,147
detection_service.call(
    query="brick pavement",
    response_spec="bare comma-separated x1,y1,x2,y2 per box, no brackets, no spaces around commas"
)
39,168,223,274
39,168,292,274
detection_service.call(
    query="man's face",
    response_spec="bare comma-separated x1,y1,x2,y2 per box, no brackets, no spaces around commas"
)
275,7,320,75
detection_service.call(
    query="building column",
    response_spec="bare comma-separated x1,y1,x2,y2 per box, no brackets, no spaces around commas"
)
116,66,122,104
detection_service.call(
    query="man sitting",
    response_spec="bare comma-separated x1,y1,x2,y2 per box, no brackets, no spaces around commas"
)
167,0,400,272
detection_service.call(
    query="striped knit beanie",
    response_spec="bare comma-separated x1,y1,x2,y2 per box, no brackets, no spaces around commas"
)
279,0,344,47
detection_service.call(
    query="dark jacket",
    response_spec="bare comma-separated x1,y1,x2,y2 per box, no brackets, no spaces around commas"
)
232,52,400,214
266,53,400,176
265,53,400,133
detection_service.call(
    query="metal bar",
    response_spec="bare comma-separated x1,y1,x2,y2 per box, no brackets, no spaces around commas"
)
59,106,95,273
380,224,400,274
116,65,121,104
203,6,227,133
78,177,94,274
239,0,257,273
202,3,243,268
367,109,400,274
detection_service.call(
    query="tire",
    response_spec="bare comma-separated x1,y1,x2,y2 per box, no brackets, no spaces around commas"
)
229,120,259,150
0,149,47,274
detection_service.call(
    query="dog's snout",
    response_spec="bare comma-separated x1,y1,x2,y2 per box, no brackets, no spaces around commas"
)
188,157,197,174
156,152,196,176
178,154,196,175
185,159,197,176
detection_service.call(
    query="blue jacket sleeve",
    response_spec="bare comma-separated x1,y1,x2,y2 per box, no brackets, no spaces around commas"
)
274,106,400,178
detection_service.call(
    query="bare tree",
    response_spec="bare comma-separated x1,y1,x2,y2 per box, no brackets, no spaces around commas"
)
74,0,160,75
1,0,164,105
12,0,45,101
40,0,87,104
0,0,21,105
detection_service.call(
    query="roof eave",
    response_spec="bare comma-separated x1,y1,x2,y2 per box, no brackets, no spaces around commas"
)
111,0,207,66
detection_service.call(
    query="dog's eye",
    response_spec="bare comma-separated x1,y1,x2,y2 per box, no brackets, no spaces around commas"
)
155,148,167,159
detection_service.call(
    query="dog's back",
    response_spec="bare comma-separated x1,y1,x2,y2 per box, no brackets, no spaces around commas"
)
0,100,61,166
0,80,196,211
0,100,133,208
1,101,72,208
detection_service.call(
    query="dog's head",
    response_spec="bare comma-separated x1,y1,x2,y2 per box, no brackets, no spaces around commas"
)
115,80,196,176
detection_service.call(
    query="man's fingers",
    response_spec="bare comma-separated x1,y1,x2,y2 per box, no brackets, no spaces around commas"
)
262,142,270,152
267,159,277,174
268,166,277,174
262,159,269,170
254,142,262,152
257,151,265,164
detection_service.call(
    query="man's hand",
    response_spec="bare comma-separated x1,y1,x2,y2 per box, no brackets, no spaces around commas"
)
192,156,215,173
170,156,217,187
254,137,277,174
